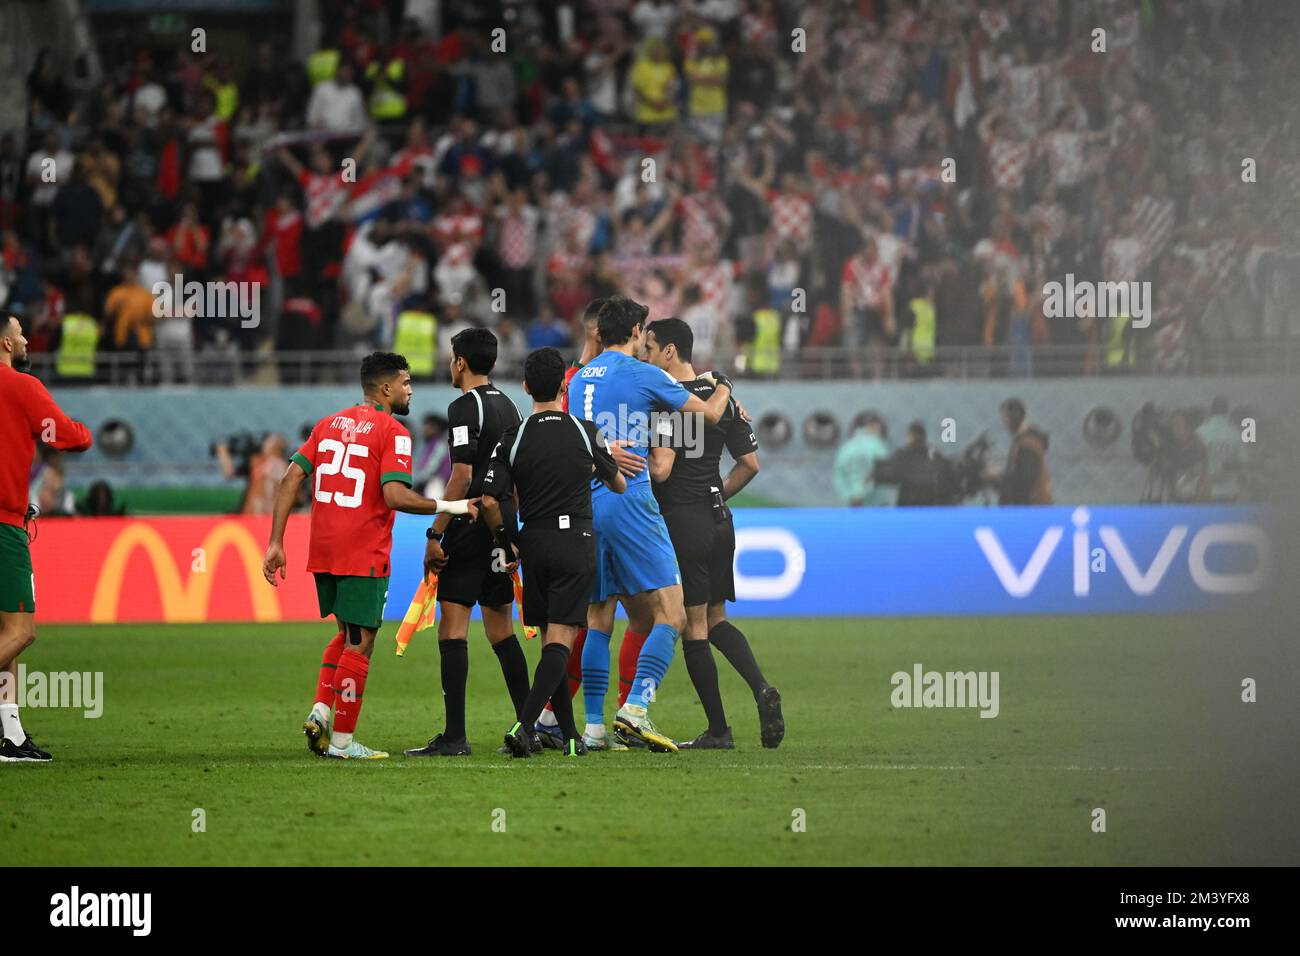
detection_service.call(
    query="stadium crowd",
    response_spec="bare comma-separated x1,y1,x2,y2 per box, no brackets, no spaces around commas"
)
0,0,1297,385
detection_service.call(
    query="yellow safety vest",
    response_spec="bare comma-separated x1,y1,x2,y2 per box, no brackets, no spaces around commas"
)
909,297,936,363
367,59,407,120
57,313,99,378
1105,312,1132,367
307,49,340,86
747,308,781,376
393,310,437,376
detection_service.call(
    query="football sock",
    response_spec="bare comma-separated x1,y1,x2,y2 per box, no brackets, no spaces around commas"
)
708,620,768,697
439,638,469,740
683,639,728,736
329,649,369,749
626,623,677,709
580,628,611,725
518,643,569,730
543,625,588,715
537,707,559,728
0,703,26,744
567,626,587,697
313,632,345,711
550,668,579,740
492,635,531,720
616,628,647,707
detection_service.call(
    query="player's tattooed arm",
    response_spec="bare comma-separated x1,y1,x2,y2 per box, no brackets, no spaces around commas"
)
263,461,307,585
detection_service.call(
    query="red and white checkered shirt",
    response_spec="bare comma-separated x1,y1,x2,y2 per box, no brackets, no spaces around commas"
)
496,205,538,269
691,259,735,321
841,254,892,311
678,192,727,257
987,138,1031,192
433,209,483,249
1042,130,1088,188
299,171,348,230
767,189,814,252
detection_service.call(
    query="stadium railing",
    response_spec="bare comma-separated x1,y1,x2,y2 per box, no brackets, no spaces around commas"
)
24,339,1300,387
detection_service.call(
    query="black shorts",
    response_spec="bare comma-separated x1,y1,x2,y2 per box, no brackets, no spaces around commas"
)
663,505,736,608
438,516,515,608
517,525,596,628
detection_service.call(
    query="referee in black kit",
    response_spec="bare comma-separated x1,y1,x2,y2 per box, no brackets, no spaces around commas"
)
642,318,784,749
480,347,626,758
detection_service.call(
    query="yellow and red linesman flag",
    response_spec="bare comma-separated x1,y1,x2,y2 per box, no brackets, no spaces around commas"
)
512,568,538,640
395,572,438,656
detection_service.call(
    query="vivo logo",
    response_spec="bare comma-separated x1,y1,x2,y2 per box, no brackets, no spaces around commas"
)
975,507,1269,598
734,528,806,600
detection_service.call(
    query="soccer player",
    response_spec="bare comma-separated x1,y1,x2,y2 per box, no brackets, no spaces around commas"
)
479,347,626,758
405,328,531,758
576,296,734,752
643,318,784,748
262,351,475,760
0,313,93,762
534,297,654,750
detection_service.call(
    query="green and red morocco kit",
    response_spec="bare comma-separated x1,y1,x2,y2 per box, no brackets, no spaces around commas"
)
0,365,93,612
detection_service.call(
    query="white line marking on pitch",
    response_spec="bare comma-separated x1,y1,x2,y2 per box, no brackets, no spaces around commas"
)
380,763,1170,772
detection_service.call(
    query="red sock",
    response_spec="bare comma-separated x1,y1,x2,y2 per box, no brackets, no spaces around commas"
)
331,649,370,735
617,629,646,707
544,627,587,713
314,632,345,708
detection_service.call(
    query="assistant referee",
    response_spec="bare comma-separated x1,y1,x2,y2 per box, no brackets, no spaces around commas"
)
480,347,626,758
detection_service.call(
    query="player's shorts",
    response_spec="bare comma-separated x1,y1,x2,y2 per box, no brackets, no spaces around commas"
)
438,515,515,608
663,504,736,607
517,521,596,628
0,523,35,613
314,573,389,630
591,482,681,603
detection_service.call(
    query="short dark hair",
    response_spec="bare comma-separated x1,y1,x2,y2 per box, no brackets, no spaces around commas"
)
649,317,693,362
1000,397,1026,430
596,296,648,347
583,297,609,325
360,351,409,389
451,327,498,374
523,347,567,402
908,420,927,442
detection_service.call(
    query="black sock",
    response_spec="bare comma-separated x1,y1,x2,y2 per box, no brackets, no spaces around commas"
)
439,638,469,740
708,620,768,697
519,643,569,730
549,665,579,740
492,635,531,719
683,639,728,736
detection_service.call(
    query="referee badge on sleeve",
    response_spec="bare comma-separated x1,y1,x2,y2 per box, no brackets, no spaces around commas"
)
452,426,469,447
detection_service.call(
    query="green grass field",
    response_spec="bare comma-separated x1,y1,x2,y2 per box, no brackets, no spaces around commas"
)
4,615,1294,866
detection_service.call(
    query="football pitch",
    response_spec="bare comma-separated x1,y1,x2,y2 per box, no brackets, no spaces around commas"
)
4,615,1292,866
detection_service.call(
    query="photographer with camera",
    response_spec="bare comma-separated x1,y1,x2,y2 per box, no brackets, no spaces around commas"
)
989,398,1053,505
215,431,290,515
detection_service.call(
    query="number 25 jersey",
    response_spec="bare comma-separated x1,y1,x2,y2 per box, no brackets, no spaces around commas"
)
291,403,414,577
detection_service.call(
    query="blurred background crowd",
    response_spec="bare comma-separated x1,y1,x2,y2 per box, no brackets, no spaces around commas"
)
2,0,1298,388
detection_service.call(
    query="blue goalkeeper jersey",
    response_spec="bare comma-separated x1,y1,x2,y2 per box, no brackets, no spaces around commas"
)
573,350,691,492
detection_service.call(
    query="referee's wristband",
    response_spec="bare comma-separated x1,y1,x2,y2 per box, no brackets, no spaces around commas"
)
425,526,444,541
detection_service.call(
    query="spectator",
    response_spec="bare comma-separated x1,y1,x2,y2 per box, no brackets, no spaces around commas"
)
832,415,892,506
306,60,369,132
413,414,451,498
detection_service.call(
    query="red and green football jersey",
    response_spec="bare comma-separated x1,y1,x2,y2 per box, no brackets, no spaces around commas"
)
291,403,413,577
